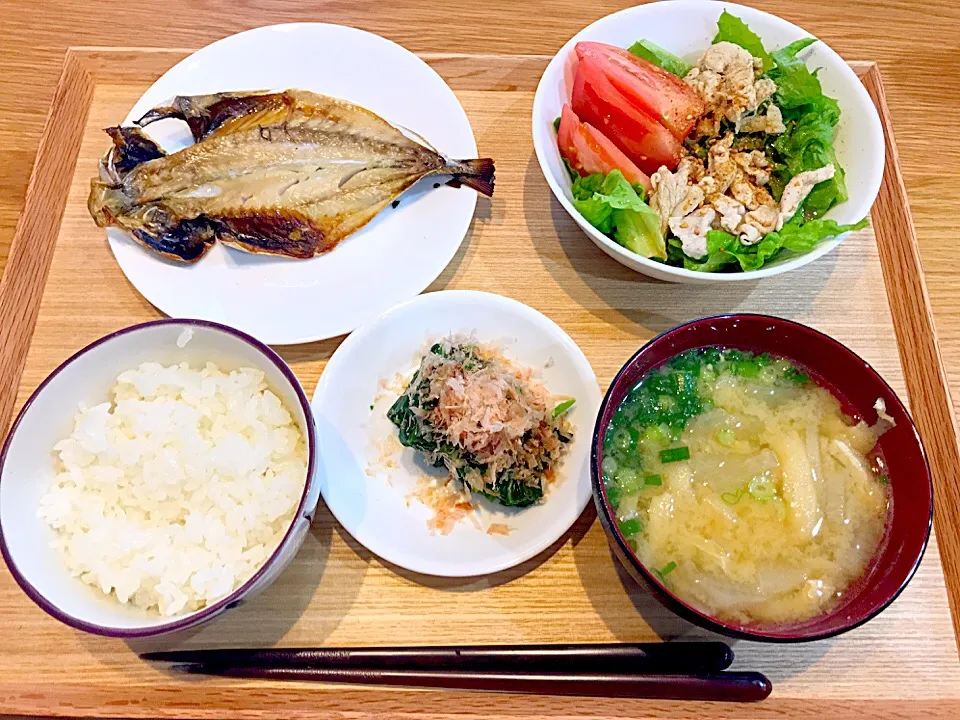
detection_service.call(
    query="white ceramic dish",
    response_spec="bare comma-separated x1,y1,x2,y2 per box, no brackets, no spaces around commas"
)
312,290,601,577
531,0,885,283
0,320,320,637
107,23,482,344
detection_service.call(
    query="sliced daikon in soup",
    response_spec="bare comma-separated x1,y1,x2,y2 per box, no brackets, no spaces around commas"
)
602,348,890,626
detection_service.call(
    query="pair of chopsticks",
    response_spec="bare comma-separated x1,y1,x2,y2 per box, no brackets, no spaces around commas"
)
142,642,772,702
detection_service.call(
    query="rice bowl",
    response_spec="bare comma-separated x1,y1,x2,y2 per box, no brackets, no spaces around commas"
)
0,319,320,637
39,361,308,616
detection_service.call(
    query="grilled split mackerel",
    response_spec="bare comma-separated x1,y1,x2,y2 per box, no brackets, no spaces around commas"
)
88,89,495,262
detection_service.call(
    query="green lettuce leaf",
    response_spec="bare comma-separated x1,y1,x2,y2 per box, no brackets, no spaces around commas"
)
681,230,783,273
593,173,649,209
572,196,614,233
665,237,688,267
772,38,817,69
768,38,822,111
738,233,785,271
713,10,773,72
775,37,818,58
570,171,605,199
671,232,737,273
772,102,847,216
628,39,691,77
569,168,614,232
678,216,866,273
767,215,868,253
680,248,738,273
613,205,664,260
570,170,665,260
692,231,739,272
765,37,847,218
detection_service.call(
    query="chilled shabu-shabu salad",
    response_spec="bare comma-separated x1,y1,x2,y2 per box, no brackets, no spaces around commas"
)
555,11,866,272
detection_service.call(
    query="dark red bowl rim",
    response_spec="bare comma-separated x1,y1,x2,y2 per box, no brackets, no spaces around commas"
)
591,313,933,643
0,318,318,638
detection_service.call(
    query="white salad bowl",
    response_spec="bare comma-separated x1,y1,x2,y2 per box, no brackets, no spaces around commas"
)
531,0,885,283
0,319,320,637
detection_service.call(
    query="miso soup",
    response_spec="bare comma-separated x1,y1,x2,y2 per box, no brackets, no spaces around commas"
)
603,348,890,626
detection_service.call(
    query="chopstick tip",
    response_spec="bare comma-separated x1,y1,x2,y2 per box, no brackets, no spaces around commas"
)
751,672,773,701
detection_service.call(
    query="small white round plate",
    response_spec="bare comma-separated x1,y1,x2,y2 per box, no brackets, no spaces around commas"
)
312,290,601,577
107,24,481,345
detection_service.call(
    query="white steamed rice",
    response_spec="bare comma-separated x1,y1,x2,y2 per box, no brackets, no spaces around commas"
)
37,361,308,616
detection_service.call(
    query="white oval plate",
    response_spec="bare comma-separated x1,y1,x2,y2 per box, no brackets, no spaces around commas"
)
531,0,884,283
107,24,481,345
312,290,601,577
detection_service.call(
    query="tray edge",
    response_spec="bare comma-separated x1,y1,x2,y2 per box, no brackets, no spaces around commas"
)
0,48,94,434
862,62,960,653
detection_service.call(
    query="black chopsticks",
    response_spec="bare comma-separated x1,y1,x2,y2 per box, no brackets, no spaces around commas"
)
142,642,772,702
173,665,771,701
142,641,733,674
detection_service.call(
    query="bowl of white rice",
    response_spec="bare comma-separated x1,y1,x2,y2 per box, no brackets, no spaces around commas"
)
0,319,319,637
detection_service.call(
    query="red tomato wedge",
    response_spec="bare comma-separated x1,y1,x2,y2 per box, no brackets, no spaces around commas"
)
575,42,705,140
571,59,682,176
557,104,580,170
557,104,652,191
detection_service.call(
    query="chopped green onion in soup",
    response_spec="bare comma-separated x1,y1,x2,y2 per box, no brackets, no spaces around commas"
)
601,347,890,626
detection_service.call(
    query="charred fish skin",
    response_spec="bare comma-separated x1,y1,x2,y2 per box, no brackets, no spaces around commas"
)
88,89,495,263
88,126,218,263
216,209,328,259
132,216,218,263
137,91,288,143
103,126,166,178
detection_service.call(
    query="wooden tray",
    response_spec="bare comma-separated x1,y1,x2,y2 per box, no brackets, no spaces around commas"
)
1,47,960,719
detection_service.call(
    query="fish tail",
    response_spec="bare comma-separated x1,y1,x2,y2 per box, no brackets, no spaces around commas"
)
451,158,496,197
136,103,186,127
137,96,209,141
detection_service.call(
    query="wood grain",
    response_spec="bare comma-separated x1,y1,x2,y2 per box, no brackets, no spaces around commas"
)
0,52,93,440
0,47,958,719
862,63,960,655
